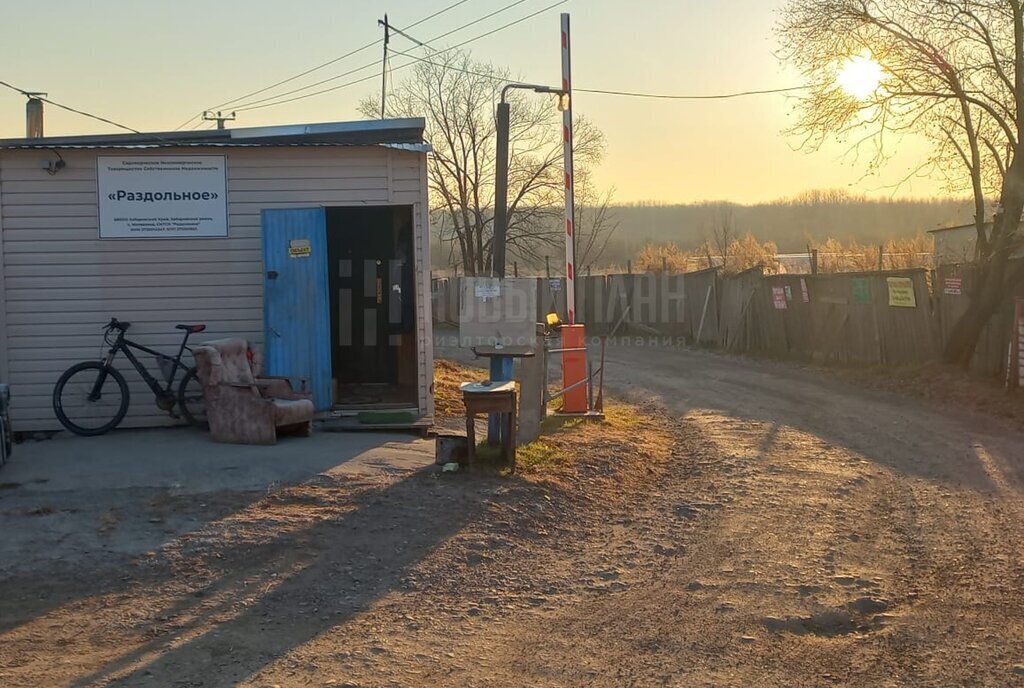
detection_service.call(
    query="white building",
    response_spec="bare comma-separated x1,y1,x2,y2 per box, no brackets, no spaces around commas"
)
0,119,434,431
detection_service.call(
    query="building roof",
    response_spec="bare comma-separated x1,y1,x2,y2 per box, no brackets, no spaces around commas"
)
0,118,430,151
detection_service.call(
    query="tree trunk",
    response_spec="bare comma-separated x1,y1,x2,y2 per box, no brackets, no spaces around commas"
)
944,183,1024,366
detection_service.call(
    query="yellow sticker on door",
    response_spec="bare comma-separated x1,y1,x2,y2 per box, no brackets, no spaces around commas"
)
288,239,311,258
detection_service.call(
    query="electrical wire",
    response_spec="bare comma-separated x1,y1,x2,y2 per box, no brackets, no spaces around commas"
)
234,0,568,113
575,86,808,99
175,0,478,129
390,48,806,101
228,0,544,113
0,79,166,140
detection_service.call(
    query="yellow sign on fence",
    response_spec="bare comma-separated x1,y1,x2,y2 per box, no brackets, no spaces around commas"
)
886,277,916,308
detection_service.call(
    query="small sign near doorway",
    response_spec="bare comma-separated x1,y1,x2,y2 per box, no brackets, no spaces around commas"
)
288,239,311,258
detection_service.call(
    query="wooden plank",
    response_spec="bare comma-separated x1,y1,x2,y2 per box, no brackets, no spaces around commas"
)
7,272,262,289
3,260,259,277
5,284,262,302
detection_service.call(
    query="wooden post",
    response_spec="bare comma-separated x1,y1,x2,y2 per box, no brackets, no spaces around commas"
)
695,284,713,345
811,249,819,275
545,255,551,278
662,256,668,274
513,261,519,278
878,244,885,271
627,259,633,275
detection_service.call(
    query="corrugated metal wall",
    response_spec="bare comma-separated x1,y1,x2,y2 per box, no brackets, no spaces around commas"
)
0,145,432,430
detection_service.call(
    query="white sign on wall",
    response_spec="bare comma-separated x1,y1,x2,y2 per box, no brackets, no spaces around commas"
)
97,156,228,238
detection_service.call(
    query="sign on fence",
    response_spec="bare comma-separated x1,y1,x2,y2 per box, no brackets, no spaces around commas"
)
772,286,788,310
886,277,917,308
943,277,963,296
852,278,872,304
800,278,810,303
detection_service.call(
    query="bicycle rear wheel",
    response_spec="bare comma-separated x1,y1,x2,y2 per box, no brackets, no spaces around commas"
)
53,362,129,436
177,367,207,428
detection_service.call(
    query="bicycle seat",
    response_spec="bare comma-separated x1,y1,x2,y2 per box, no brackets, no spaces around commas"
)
176,324,207,333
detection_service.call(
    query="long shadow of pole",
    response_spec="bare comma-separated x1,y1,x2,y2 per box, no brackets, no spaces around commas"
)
71,467,491,687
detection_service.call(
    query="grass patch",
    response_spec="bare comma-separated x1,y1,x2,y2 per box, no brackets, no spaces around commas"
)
516,440,570,471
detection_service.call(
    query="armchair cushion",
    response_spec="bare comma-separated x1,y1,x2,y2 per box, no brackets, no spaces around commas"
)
193,338,314,445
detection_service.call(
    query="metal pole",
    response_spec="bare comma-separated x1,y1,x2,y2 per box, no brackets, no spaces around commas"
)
493,101,511,278
561,13,577,323
379,14,390,119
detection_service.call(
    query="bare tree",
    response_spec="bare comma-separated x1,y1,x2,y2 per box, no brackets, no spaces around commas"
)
700,204,737,271
778,0,1024,366
573,167,619,271
359,50,607,276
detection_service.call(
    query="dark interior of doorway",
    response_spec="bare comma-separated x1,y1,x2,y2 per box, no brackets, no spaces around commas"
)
326,205,417,409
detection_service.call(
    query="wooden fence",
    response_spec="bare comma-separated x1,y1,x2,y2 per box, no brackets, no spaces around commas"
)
432,264,1021,373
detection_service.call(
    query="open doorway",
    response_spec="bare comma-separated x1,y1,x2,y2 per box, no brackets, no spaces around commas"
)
326,206,417,409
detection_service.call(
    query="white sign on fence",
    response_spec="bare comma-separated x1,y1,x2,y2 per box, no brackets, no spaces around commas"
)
97,156,228,238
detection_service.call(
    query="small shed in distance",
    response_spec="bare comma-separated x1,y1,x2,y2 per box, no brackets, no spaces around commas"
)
0,118,434,431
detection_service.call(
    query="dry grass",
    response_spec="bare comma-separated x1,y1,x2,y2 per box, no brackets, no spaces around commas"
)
433,359,483,419
830,361,1024,430
517,400,673,489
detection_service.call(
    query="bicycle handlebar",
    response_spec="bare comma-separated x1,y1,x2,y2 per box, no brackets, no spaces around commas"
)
104,318,131,332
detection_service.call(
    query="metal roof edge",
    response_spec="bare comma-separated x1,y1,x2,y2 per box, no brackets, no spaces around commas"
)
0,117,426,149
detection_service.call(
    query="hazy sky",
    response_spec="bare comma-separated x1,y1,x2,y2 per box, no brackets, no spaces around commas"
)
0,0,944,203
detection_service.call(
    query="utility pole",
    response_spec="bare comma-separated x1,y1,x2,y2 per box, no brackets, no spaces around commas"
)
202,111,236,130
378,14,391,119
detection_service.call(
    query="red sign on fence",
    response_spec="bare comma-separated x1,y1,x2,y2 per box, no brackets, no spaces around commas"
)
772,286,788,310
944,277,963,296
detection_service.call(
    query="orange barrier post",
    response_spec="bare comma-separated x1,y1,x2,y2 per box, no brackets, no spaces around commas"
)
561,324,588,413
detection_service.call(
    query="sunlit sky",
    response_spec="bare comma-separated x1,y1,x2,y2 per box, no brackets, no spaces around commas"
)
0,0,945,204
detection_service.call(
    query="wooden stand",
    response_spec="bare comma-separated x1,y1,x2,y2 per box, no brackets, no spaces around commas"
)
461,381,518,470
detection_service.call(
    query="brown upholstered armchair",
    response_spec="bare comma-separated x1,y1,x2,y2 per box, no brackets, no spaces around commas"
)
192,338,315,444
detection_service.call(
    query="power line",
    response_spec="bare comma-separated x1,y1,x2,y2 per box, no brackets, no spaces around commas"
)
235,0,568,113
575,86,808,99
229,0,544,113
390,49,808,101
0,79,164,139
175,0,477,129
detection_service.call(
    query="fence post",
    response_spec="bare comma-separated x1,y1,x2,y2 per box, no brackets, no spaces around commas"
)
811,249,819,275
662,256,668,274
627,259,633,275
513,261,519,278
878,244,885,271
545,255,551,278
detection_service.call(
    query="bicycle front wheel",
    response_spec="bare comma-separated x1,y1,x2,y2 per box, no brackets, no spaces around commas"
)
177,367,207,428
53,362,129,436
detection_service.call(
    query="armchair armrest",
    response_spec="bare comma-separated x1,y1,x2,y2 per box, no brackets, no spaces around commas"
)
254,376,312,401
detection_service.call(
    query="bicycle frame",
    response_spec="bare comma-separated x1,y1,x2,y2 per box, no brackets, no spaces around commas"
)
90,329,194,402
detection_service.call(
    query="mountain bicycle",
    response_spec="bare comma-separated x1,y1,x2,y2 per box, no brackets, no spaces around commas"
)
53,318,207,436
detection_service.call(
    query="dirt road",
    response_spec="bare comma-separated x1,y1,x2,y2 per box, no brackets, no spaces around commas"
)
2,340,1023,686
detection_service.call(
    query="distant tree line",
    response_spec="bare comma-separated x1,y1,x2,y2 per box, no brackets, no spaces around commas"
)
433,190,968,274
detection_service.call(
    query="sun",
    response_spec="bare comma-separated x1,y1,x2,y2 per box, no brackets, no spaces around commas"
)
838,53,884,100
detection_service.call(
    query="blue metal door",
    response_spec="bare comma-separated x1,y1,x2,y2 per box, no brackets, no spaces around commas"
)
261,208,332,410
